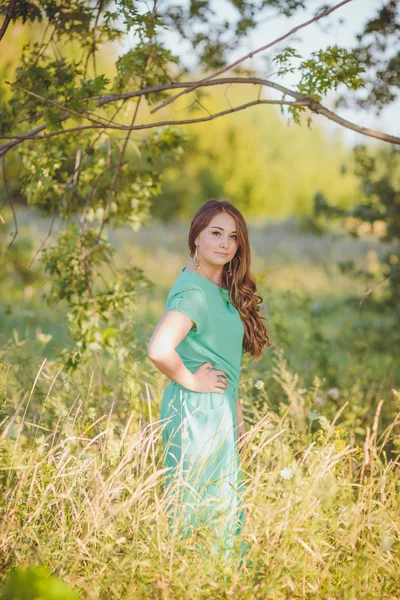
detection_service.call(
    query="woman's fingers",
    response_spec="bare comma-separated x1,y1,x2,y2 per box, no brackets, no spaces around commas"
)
214,370,228,386
214,369,227,378
214,369,228,392
215,381,227,393
200,363,229,393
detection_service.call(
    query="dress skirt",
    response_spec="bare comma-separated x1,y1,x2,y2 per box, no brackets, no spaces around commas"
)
160,380,247,559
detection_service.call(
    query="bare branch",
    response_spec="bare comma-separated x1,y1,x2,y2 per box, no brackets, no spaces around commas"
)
94,76,308,106
1,152,18,254
0,99,308,143
95,0,157,243
84,0,104,77
95,94,145,243
358,270,400,310
303,99,400,145
150,0,354,114
72,147,82,189
28,209,59,268
0,0,17,43
2,77,400,157
0,124,48,155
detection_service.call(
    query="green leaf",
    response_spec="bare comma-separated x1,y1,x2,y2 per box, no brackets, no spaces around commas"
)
1,565,80,600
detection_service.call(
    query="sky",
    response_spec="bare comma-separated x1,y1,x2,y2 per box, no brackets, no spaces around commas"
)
152,0,399,148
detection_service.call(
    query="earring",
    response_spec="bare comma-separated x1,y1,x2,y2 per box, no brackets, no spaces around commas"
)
194,246,200,270
228,260,232,277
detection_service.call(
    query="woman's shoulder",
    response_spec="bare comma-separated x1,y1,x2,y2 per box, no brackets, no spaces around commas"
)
167,268,207,300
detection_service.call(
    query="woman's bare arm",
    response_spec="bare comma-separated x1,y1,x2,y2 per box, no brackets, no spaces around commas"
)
148,308,229,394
147,310,199,389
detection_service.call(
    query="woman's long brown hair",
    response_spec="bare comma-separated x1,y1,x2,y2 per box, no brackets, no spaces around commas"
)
188,199,271,360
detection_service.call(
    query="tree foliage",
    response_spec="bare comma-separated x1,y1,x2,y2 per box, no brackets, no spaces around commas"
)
312,144,400,337
0,0,399,383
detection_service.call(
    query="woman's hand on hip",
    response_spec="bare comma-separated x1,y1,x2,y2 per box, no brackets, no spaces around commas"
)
189,362,228,393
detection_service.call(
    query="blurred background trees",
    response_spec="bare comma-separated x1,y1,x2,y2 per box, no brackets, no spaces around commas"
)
0,0,399,440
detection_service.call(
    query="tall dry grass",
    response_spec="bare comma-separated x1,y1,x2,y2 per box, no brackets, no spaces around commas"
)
1,348,399,599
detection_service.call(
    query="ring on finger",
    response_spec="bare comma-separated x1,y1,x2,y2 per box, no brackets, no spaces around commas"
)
217,375,224,383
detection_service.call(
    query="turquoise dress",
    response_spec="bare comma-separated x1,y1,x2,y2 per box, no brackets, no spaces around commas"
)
160,266,248,559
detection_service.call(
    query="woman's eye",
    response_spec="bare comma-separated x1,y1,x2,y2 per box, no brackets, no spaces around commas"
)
212,231,237,239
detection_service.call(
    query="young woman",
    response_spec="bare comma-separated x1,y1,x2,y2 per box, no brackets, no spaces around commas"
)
147,199,270,557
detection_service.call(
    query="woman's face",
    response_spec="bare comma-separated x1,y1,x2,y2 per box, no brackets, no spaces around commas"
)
196,212,238,268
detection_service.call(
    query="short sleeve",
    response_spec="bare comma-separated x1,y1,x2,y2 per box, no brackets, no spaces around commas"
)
165,285,208,335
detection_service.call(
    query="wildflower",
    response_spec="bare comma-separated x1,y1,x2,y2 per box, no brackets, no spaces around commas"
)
318,415,331,431
315,395,325,406
307,410,319,421
334,438,346,452
327,387,340,400
254,380,264,390
381,536,393,551
280,467,294,480
37,333,52,345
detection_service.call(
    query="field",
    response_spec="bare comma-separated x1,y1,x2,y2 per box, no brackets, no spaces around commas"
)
1,213,399,599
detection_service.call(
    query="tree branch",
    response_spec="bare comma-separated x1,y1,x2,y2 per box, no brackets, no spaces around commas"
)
150,0,354,114
0,99,308,144
358,270,400,310
7,81,115,129
95,0,160,244
28,209,59,267
303,98,400,145
1,152,18,254
0,0,17,43
2,77,399,153
95,94,145,243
